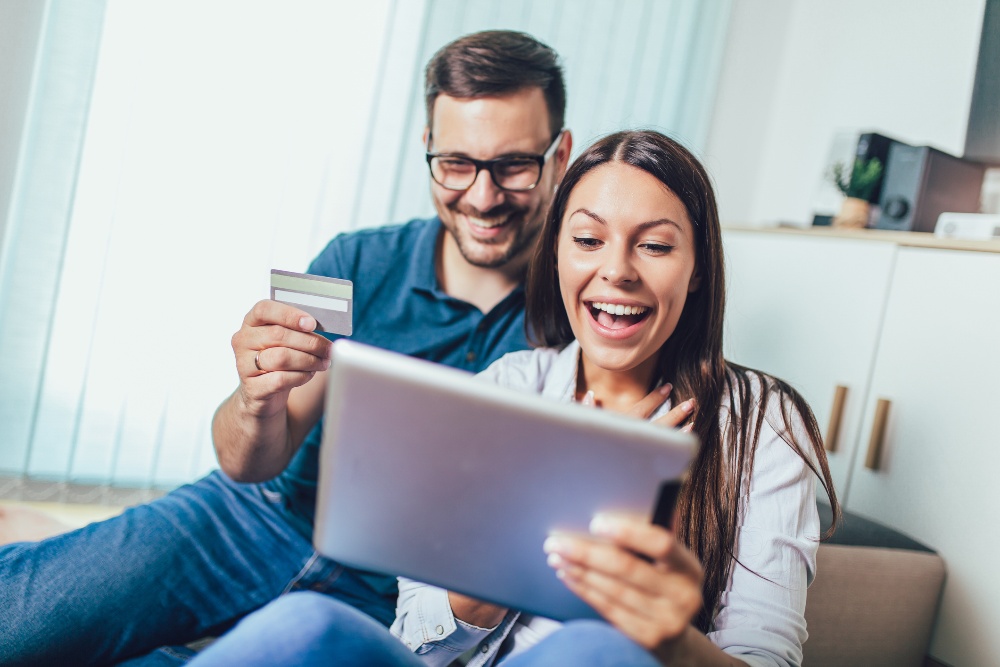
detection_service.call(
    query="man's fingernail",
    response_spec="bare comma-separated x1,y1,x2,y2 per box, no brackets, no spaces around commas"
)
299,316,315,331
681,399,695,412
682,422,694,433
659,383,673,396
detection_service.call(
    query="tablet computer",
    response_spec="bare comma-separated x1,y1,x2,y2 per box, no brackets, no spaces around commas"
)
313,340,698,621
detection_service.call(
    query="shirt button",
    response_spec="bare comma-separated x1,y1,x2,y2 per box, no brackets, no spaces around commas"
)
481,644,489,653
435,625,444,636
466,351,476,362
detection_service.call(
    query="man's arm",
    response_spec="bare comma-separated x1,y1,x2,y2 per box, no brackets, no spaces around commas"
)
212,299,332,482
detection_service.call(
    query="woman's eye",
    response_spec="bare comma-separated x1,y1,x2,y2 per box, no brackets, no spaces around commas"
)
640,242,674,255
572,237,602,249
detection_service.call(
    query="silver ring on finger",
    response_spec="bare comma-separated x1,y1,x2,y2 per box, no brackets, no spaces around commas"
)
254,351,265,373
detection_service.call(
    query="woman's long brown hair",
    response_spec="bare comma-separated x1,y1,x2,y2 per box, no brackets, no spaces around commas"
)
525,130,841,632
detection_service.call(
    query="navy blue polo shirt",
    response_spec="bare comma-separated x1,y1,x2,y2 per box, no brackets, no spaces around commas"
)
271,216,529,528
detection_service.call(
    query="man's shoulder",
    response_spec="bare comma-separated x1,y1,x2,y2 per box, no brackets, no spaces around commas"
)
309,217,439,275
329,217,437,251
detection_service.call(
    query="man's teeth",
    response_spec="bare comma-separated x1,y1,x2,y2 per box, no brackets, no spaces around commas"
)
591,302,648,316
468,216,506,229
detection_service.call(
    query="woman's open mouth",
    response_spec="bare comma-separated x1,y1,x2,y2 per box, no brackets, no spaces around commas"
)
587,301,651,331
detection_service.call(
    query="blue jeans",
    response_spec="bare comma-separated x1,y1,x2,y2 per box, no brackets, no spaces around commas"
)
188,592,660,667
0,471,395,666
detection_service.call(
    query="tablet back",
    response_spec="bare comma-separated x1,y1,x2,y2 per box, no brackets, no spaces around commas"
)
314,340,697,621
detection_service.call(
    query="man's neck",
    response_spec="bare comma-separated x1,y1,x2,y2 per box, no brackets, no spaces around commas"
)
436,232,525,314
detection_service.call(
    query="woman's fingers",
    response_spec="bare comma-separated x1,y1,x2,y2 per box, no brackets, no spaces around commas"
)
652,397,697,431
626,383,672,419
543,518,704,650
544,523,701,596
555,565,694,647
590,515,703,580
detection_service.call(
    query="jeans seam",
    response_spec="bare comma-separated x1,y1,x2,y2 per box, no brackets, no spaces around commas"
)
157,646,194,661
281,552,345,594
281,552,321,595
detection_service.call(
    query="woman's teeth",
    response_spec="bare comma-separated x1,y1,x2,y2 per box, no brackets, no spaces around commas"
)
591,301,648,316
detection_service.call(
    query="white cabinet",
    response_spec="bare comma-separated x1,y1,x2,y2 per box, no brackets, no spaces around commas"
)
722,231,896,496
723,229,1000,667
844,248,1000,666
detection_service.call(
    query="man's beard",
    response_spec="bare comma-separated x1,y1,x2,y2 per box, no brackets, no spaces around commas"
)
444,201,542,269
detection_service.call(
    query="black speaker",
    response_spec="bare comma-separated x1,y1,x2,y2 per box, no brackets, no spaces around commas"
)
876,145,987,232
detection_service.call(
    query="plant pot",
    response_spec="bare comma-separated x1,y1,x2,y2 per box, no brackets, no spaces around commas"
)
833,197,870,229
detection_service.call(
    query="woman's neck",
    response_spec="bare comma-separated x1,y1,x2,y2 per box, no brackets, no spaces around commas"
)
575,353,659,414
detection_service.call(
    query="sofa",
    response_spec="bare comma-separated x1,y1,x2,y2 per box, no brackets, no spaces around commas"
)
803,503,946,667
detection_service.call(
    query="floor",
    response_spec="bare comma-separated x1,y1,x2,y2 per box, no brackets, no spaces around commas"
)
0,499,123,528
0,476,168,540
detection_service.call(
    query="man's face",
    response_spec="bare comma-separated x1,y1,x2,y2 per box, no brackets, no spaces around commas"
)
427,88,568,269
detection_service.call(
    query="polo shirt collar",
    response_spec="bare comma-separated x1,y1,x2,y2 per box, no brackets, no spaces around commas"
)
409,216,445,297
409,216,527,305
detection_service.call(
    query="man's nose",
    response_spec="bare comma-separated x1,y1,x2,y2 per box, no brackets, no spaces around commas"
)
462,168,506,213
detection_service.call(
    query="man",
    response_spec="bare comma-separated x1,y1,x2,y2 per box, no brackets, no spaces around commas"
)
0,30,571,666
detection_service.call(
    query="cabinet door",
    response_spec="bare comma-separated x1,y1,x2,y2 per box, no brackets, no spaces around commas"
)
722,230,896,497
843,248,1000,667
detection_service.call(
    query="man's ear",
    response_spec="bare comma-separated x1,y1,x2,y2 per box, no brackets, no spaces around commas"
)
555,130,573,178
422,127,430,149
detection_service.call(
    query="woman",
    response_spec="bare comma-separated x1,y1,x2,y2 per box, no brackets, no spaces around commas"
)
190,130,839,667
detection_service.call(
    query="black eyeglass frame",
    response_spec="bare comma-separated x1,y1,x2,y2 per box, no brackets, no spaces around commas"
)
425,130,565,192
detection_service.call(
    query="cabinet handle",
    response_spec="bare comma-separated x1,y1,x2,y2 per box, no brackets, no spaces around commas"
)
824,385,849,452
864,398,892,470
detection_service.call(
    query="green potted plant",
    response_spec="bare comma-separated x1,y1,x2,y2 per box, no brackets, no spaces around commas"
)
829,157,883,228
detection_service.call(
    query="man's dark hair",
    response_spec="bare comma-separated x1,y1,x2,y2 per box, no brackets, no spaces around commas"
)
424,30,565,138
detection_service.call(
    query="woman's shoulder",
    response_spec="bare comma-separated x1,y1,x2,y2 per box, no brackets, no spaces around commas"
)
721,364,820,465
476,345,573,395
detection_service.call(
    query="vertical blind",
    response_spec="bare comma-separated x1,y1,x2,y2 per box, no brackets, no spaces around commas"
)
0,0,732,489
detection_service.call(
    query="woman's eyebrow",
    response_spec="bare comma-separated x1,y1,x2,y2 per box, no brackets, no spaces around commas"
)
569,208,608,225
570,208,682,231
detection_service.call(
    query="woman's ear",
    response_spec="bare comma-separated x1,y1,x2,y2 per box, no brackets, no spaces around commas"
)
687,267,702,293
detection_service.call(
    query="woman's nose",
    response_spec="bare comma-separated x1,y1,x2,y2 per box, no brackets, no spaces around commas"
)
598,249,638,285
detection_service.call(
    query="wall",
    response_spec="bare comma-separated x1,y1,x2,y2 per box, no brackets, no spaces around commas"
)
704,0,987,226
0,0,47,257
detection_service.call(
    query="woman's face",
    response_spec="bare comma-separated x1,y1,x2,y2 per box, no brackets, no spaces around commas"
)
556,161,700,382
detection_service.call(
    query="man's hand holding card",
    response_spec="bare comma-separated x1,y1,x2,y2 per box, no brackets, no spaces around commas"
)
269,270,354,337
229,270,353,412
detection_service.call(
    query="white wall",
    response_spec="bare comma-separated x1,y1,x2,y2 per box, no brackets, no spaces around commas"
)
704,0,986,226
0,0,47,256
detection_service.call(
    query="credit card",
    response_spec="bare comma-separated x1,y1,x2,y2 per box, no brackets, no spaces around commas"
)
270,269,353,336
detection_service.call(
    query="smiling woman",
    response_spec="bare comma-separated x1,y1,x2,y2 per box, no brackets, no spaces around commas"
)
555,163,701,397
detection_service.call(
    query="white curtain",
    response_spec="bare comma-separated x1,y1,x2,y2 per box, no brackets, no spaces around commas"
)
0,0,732,489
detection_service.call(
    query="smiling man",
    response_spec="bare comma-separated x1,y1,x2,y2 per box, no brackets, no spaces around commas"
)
0,30,572,666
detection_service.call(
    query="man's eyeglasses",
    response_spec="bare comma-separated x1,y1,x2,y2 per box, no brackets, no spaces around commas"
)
426,131,564,192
